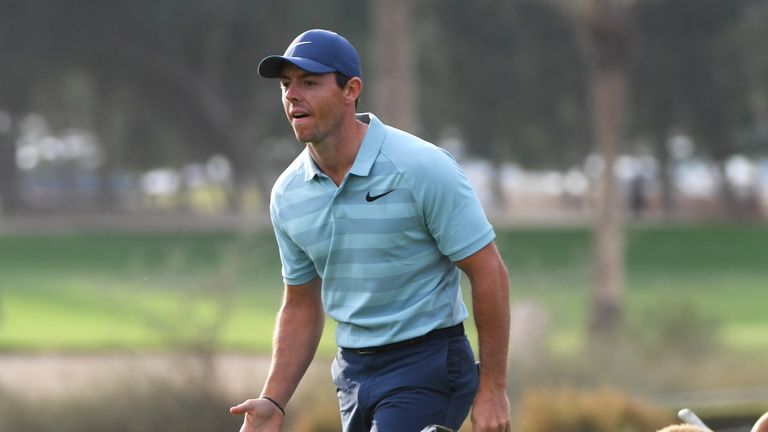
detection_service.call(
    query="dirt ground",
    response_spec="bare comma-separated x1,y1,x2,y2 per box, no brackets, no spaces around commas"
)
0,353,333,400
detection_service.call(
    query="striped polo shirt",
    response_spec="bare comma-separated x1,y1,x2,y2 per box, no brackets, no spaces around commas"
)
270,113,495,348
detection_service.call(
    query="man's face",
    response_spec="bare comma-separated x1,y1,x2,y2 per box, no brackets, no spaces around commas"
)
279,64,347,145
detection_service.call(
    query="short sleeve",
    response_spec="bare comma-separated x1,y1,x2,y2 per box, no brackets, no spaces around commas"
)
413,148,495,261
270,194,319,286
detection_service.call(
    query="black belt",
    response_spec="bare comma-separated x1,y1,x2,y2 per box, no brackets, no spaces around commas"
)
345,323,464,355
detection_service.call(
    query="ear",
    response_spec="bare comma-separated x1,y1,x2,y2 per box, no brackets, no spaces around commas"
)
344,77,363,104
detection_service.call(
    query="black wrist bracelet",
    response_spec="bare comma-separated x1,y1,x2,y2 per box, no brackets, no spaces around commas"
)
260,396,285,416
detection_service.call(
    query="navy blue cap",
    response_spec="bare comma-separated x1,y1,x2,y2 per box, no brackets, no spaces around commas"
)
258,29,362,79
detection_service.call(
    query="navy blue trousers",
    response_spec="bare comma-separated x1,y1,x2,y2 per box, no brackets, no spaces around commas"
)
332,333,479,432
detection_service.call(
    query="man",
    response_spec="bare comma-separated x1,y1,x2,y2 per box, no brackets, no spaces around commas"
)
230,29,511,432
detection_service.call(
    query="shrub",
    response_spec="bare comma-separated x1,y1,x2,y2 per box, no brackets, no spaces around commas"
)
0,380,239,432
285,396,343,432
628,298,722,358
515,386,675,432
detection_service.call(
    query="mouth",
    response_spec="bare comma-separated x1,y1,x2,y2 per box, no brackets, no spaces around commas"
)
290,109,311,121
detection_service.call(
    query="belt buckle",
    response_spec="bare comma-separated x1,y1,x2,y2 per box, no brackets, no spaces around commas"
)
355,348,378,355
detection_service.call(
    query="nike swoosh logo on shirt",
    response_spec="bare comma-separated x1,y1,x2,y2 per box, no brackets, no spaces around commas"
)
365,190,395,202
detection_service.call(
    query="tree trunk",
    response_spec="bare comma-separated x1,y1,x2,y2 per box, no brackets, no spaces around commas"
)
95,87,123,212
579,0,631,340
0,120,24,215
653,129,676,220
490,157,507,211
715,158,757,219
370,0,418,133
589,66,627,338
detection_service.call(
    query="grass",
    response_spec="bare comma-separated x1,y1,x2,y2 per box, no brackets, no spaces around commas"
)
0,224,766,357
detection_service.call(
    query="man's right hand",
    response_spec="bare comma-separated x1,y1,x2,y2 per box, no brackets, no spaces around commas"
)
229,398,285,432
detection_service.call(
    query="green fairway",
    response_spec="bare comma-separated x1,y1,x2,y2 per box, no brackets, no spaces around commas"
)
0,224,766,356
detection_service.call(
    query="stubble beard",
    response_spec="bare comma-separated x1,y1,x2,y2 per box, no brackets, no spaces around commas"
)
293,126,322,145
294,113,344,149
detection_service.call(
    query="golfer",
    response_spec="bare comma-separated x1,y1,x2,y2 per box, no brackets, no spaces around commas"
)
230,29,511,432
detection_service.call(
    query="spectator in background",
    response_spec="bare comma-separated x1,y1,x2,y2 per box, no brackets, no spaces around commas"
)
629,173,648,219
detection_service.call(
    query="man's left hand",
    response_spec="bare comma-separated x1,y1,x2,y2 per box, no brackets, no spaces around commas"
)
470,387,512,432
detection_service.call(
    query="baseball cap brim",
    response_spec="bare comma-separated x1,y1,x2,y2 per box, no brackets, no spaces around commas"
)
258,55,337,78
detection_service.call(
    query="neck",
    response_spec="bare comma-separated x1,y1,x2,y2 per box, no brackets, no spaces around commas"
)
308,116,368,185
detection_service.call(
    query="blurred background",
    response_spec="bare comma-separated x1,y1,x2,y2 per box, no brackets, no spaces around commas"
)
0,0,766,431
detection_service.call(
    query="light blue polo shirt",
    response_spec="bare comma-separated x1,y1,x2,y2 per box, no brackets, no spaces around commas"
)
270,113,495,348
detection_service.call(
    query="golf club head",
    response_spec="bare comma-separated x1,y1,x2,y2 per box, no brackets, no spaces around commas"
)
678,408,713,431
419,425,454,432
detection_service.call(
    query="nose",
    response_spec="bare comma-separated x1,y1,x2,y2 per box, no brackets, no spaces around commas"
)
283,84,301,103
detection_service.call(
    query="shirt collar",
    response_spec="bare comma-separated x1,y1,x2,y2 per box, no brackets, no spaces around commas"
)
348,113,385,177
301,112,386,182
301,149,323,182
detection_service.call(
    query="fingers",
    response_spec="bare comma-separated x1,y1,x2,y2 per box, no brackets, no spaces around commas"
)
471,407,512,431
229,398,282,418
229,400,253,415
472,420,511,432
229,399,285,432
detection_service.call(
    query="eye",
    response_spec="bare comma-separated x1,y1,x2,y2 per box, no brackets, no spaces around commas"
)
279,81,290,90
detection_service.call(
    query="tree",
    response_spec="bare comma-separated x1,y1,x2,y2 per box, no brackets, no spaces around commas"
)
538,0,635,339
631,0,690,218
417,0,629,337
0,0,373,213
735,2,768,159
671,0,757,217
369,0,418,133
631,0,762,219
0,0,41,215
0,112,22,215
420,1,590,209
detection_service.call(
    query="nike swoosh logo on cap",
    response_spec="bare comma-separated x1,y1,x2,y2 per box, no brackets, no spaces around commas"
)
289,41,313,49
